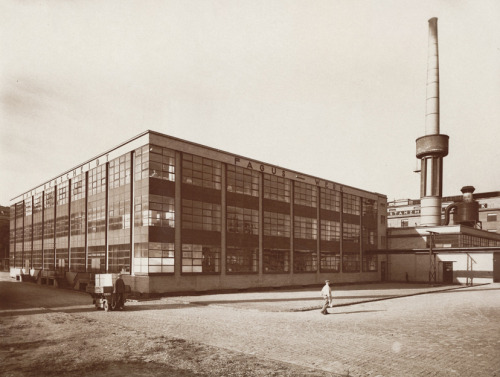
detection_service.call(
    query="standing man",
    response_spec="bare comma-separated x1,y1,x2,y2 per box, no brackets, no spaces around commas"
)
113,273,126,310
320,280,332,315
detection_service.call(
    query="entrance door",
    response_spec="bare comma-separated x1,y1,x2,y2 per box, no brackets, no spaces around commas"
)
442,261,453,284
494,253,500,283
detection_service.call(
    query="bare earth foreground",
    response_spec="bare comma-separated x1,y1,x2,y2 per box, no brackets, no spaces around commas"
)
1,272,499,377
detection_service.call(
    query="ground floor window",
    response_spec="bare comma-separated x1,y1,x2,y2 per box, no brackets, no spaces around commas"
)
263,248,289,273
293,249,317,272
88,246,106,273
55,248,68,272
69,247,85,272
320,251,340,272
182,244,220,273
342,253,360,273
226,247,258,273
362,255,378,272
148,242,174,273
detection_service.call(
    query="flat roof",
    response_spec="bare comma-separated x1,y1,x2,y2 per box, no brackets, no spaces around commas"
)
12,130,386,203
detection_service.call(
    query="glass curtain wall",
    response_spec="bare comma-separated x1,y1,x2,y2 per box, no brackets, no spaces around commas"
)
147,145,176,274
55,181,69,272
70,173,86,272
362,198,378,272
226,165,259,274
319,187,341,272
42,189,55,270
293,182,317,273
342,193,361,272
133,145,149,275
9,205,15,268
181,153,221,273
87,164,106,272
14,202,24,268
108,153,132,273
263,174,290,273
32,193,43,269
23,199,33,270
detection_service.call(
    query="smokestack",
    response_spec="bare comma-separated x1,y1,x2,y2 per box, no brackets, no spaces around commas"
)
416,18,449,226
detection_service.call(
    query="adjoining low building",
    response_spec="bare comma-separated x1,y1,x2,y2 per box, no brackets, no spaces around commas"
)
388,191,500,233
9,130,387,294
381,222,500,284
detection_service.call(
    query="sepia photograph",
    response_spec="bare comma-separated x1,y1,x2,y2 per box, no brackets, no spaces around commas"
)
1,1,499,376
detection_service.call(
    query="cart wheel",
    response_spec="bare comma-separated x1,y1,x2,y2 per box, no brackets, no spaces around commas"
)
103,299,109,312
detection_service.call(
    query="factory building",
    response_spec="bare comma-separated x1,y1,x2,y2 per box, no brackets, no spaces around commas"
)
388,191,500,233
9,130,387,294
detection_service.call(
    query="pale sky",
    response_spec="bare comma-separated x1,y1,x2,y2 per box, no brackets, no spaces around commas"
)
1,0,499,205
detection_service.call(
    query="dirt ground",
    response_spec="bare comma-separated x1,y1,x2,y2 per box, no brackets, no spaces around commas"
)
1,309,340,377
2,273,500,377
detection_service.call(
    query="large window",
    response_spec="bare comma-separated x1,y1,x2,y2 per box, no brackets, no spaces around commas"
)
362,255,378,272
23,199,33,269
182,199,221,232
182,244,220,273
108,154,132,273
294,182,317,207
342,254,360,273
55,181,69,271
293,250,317,272
43,189,55,270
182,153,221,190
227,165,259,197
32,194,43,269
70,173,86,272
227,206,258,235
87,165,107,272
320,188,341,212
109,153,131,189
343,193,360,215
142,195,175,228
226,247,258,273
343,223,360,243
320,220,340,242
263,175,290,203
148,242,175,273
320,251,340,272
135,144,175,182
264,211,290,237
294,216,317,240
263,248,289,273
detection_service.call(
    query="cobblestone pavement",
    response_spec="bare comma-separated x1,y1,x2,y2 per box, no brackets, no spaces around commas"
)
2,275,499,377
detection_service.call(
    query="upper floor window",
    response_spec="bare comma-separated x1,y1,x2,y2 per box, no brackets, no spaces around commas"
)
343,193,360,215
57,182,69,205
227,206,258,235
182,153,221,190
263,174,290,203
88,165,106,196
44,189,55,208
227,165,259,197
182,199,221,232
294,182,317,208
109,154,132,188
72,174,86,201
320,188,340,212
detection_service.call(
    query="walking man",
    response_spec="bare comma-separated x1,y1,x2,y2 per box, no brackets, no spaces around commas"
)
320,280,332,315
